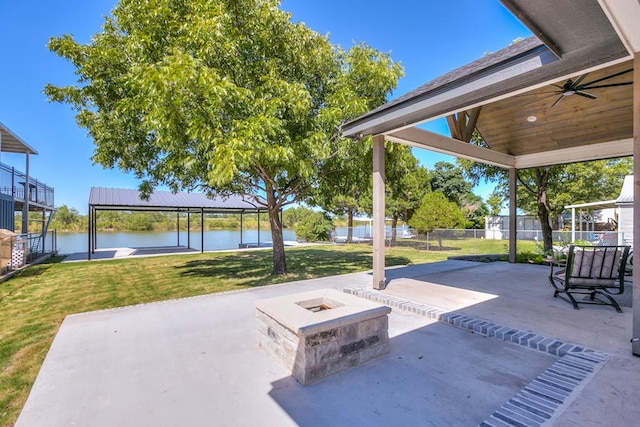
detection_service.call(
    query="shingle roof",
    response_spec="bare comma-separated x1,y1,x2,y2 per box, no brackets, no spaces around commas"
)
352,37,544,124
88,187,265,212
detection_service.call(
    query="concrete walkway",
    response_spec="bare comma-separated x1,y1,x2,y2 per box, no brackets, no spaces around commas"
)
16,261,640,426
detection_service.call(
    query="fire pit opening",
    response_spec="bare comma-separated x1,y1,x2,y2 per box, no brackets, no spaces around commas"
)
296,297,343,312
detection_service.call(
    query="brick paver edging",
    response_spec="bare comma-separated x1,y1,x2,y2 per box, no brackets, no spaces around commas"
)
344,287,607,427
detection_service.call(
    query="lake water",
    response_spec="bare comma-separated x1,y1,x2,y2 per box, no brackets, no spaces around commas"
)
56,229,297,255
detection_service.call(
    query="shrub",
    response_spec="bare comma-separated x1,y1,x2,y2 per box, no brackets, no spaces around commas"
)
295,211,333,242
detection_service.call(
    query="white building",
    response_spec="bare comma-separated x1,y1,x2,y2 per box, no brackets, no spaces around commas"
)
564,175,633,246
484,215,541,240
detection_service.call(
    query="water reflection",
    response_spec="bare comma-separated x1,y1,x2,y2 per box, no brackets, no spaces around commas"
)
57,229,297,254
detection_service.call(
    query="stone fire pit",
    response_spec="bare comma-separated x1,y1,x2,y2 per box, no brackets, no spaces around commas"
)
255,289,391,385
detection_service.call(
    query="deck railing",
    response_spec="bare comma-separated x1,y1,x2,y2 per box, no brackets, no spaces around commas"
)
0,162,54,207
1,230,57,272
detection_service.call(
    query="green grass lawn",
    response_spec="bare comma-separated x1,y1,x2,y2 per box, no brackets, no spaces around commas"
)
391,234,538,255
0,241,537,426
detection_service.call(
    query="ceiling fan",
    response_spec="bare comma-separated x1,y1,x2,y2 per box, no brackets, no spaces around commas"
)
549,68,633,107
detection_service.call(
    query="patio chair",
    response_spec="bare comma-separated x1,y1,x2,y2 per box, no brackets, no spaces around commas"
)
549,245,630,313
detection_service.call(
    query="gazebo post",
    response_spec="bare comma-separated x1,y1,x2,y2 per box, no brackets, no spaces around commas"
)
87,204,92,260
508,168,517,263
200,208,204,253
176,212,180,247
187,211,191,249
632,52,640,356
92,207,97,253
372,135,386,289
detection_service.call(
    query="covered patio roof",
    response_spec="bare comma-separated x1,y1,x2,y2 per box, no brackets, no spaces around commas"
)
343,1,637,169
88,187,265,213
341,0,640,355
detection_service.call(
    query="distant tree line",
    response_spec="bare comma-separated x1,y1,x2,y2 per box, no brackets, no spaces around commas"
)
47,206,275,232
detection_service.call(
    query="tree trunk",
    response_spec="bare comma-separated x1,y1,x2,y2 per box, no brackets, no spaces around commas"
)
266,184,287,276
347,209,354,243
520,167,554,255
390,215,398,247
536,174,554,254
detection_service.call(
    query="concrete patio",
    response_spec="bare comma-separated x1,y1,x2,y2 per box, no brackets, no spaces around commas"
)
16,260,640,426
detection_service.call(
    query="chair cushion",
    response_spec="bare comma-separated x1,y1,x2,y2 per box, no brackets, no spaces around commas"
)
571,248,621,278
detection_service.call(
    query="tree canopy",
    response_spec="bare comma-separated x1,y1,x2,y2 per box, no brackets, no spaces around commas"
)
408,191,465,234
430,161,473,206
46,0,402,274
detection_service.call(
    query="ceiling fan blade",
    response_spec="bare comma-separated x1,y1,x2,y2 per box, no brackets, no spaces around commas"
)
551,95,565,108
580,82,633,90
519,92,559,107
571,73,589,88
578,68,633,88
575,91,597,100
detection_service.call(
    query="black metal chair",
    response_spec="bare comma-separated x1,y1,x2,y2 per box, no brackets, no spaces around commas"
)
549,245,631,313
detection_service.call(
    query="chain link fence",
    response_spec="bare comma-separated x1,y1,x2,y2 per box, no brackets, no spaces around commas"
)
331,227,631,256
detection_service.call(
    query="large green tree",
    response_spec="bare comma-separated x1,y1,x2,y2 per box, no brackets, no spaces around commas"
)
45,0,402,275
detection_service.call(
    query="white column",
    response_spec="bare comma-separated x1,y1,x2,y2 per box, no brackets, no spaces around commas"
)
632,52,640,355
372,135,386,289
508,168,517,263
571,207,576,243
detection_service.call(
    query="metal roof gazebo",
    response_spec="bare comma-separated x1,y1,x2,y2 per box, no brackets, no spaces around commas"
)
342,0,640,355
87,187,270,260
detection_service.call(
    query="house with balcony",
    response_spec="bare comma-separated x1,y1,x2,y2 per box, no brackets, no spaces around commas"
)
0,122,56,271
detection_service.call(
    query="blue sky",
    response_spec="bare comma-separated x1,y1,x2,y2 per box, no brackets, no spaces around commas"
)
0,1,530,214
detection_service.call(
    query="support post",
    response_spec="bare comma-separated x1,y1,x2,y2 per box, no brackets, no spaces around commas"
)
240,213,244,245
372,135,386,289
22,152,29,233
201,208,204,253
571,208,576,243
508,168,517,263
187,212,191,249
41,209,46,254
632,52,640,356
93,208,97,252
257,211,261,247
176,212,180,247
88,204,92,260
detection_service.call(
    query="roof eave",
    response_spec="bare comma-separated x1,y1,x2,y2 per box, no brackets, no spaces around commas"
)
0,121,39,155
343,37,629,138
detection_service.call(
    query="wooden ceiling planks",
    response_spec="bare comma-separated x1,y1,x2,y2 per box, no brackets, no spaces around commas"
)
475,60,633,156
